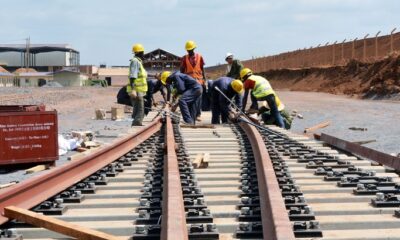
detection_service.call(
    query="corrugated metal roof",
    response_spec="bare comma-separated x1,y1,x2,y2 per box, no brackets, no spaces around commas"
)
18,72,52,77
98,68,129,76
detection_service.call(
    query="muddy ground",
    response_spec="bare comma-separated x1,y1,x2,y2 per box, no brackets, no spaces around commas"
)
0,87,399,184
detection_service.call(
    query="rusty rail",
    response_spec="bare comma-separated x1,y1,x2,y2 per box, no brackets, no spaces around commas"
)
161,112,188,240
239,121,295,240
0,116,163,225
318,133,400,171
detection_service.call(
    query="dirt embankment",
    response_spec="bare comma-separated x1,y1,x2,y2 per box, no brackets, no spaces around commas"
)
261,55,400,100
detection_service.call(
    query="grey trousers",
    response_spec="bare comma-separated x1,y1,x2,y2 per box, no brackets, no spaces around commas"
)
131,92,145,125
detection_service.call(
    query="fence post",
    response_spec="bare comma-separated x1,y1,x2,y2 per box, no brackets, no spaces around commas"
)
332,41,337,65
352,38,358,59
375,31,381,59
390,28,397,54
341,39,346,64
363,33,369,62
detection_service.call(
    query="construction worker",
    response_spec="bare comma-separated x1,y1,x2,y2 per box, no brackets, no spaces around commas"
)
161,71,202,124
144,74,169,115
180,40,206,121
240,68,285,128
225,53,244,79
128,43,148,126
210,77,243,124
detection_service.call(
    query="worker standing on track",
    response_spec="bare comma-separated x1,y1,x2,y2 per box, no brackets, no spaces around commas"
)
225,53,244,79
180,40,207,121
128,43,148,126
210,77,243,124
144,74,169,115
240,68,286,128
160,71,202,124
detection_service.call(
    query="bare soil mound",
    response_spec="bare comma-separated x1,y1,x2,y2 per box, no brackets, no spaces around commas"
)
261,55,400,99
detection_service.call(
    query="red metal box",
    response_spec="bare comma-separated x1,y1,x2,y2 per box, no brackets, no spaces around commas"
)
0,107,58,166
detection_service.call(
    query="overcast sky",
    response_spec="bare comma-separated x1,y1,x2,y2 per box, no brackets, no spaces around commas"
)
1,0,398,66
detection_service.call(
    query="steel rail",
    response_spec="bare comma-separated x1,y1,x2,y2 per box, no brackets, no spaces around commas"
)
239,120,295,240
318,133,400,171
161,110,188,240
0,116,163,225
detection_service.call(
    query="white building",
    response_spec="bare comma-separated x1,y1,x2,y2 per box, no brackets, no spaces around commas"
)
0,44,79,72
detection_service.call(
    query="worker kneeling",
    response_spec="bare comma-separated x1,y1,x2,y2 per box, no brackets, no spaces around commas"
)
161,71,202,124
211,77,243,124
240,68,286,128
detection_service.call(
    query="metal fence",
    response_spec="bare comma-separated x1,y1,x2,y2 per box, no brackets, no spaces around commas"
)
207,28,399,75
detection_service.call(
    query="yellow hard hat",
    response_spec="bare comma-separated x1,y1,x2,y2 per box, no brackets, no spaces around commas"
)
132,43,144,53
161,71,171,85
231,79,244,94
240,68,253,80
185,40,196,51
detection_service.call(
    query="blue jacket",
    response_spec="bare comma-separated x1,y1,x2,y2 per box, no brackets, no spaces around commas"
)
146,78,170,101
212,77,243,108
168,71,201,94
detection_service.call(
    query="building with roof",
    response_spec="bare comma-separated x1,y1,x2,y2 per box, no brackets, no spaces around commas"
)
0,66,16,87
53,69,88,87
96,48,181,87
0,44,79,72
16,71,53,87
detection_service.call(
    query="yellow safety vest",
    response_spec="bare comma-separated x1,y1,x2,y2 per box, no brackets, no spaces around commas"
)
249,75,285,111
127,57,148,93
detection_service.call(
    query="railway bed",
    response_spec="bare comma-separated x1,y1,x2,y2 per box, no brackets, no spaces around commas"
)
0,111,399,240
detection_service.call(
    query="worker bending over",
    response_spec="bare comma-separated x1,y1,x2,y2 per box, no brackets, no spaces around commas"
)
225,53,243,79
180,40,207,120
211,77,243,124
144,75,169,115
161,71,202,124
240,68,285,128
128,43,148,126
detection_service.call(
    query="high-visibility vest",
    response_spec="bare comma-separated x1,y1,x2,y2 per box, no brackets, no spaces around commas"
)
127,57,148,93
250,75,285,111
184,53,204,84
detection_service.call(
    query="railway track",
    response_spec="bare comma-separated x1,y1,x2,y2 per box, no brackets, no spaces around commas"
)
0,110,400,240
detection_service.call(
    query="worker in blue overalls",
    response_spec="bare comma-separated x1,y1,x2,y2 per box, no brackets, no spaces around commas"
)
160,71,202,124
144,75,170,115
210,77,243,124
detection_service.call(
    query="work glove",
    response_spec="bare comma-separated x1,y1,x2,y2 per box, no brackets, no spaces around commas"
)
228,111,239,123
129,90,137,99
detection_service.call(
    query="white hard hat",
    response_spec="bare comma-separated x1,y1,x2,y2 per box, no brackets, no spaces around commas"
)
225,52,234,59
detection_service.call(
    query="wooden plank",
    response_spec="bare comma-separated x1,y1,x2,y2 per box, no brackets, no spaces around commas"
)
25,165,49,174
4,206,121,240
200,153,210,168
192,154,203,168
304,121,331,133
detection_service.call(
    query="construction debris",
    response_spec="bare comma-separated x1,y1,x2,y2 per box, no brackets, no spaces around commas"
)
0,181,18,189
111,107,124,120
296,114,304,119
25,165,50,174
192,153,210,168
304,121,331,133
71,131,93,142
4,206,121,240
124,105,133,113
82,141,100,148
353,139,377,145
95,109,106,120
349,127,368,131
